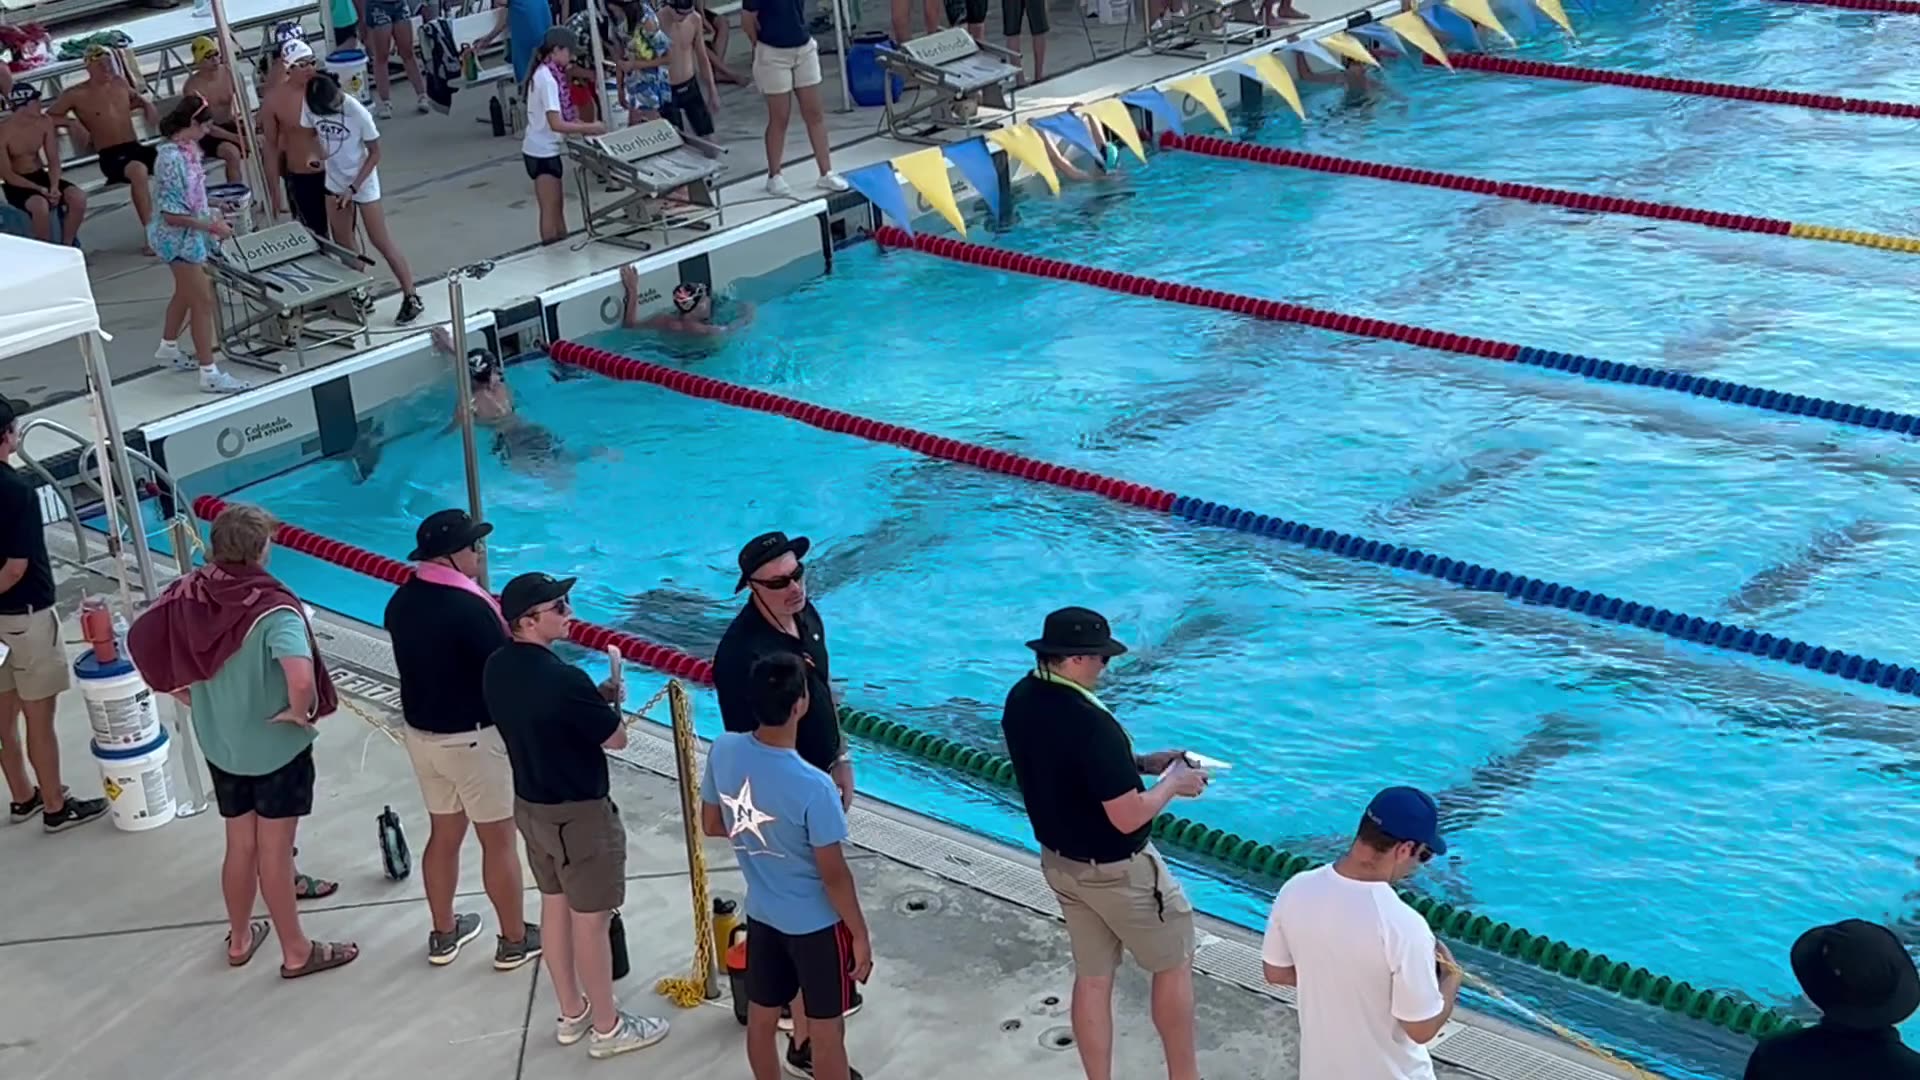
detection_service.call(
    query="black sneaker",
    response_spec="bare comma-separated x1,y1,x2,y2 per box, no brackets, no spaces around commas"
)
784,1038,862,1080
10,787,45,823
428,912,484,965
43,796,109,833
494,922,543,971
397,293,425,324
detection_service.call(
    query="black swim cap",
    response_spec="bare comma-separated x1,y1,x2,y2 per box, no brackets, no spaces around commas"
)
468,348,500,381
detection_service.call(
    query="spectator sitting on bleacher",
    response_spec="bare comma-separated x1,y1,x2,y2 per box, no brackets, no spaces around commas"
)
183,37,248,185
0,87,87,246
50,45,161,242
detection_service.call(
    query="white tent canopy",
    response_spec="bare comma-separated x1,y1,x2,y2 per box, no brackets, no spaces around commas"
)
0,234,100,360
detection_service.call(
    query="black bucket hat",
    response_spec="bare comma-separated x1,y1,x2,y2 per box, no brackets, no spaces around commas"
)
408,508,493,561
1791,919,1920,1030
735,531,810,592
1027,606,1128,658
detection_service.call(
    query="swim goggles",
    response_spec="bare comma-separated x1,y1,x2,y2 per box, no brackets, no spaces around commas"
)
672,282,709,313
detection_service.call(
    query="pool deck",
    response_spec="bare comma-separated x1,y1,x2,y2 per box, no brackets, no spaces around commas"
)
0,552,1661,1080
5,0,1387,462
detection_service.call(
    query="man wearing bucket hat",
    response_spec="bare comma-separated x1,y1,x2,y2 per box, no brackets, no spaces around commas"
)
1745,919,1920,1078
1260,786,1461,1080
385,510,539,971
182,36,248,184
482,572,670,1059
1001,606,1209,1080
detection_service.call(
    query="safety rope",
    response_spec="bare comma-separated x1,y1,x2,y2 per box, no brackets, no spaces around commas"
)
1768,0,1920,12
1439,52,1920,119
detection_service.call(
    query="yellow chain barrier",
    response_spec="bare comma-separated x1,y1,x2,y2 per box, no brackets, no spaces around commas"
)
651,679,720,1008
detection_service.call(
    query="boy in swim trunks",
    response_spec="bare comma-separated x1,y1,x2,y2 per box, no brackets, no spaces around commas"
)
658,0,718,136
0,87,87,245
620,264,752,336
183,37,248,184
50,46,161,231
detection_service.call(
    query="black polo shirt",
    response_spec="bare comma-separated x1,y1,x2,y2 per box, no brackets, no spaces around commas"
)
0,466,55,613
1744,1023,1920,1080
1000,672,1147,863
481,641,621,804
384,575,511,734
712,600,840,773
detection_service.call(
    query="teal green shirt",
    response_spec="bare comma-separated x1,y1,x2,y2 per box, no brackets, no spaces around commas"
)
190,609,319,777
332,0,357,28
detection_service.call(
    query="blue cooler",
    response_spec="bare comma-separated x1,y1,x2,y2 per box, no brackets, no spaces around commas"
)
845,32,905,108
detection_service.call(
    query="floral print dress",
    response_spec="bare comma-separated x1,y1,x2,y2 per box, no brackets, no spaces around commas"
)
147,140,212,265
624,5,671,113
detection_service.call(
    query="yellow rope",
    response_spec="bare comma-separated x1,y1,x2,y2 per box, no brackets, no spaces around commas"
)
1442,958,1668,1079
653,679,720,1008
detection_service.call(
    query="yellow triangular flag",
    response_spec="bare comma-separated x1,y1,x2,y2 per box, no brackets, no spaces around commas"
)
1083,98,1147,164
1318,31,1379,66
1533,0,1574,36
1167,74,1231,134
891,147,966,236
1444,0,1513,43
1382,11,1451,69
986,124,1060,195
1245,52,1304,120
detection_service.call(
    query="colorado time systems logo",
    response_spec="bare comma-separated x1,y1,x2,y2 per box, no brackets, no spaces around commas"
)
215,415,296,459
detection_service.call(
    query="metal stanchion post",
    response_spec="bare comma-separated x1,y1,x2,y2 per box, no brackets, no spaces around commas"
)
164,516,211,818
667,681,722,998
80,333,158,604
447,275,488,590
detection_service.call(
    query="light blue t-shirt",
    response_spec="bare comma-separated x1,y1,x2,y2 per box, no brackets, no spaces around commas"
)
189,609,318,777
701,731,848,935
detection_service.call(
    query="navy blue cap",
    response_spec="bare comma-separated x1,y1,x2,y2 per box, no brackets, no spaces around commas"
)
1364,786,1446,856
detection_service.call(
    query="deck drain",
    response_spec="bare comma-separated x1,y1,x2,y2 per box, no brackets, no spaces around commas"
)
892,890,944,916
1026,992,1067,1016
1039,1026,1075,1051
1001,1019,1022,1032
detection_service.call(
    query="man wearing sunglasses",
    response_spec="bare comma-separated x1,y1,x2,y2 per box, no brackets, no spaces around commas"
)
483,572,671,1059
1001,606,1208,1080
1259,786,1460,1080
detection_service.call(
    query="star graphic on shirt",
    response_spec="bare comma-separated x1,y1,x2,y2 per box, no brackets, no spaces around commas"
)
721,778,777,848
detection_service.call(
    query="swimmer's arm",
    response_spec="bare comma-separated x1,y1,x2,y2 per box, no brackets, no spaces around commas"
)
1292,52,1341,85
697,38,719,116
133,90,160,128
471,2,508,49
721,301,755,331
260,107,286,206
347,137,380,196
0,152,34,190
740,7,761,46
1042,134,1089,182
40,126,61,191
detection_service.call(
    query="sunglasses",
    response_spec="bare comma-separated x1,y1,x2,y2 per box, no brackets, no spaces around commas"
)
531,596,572,618
1414,844,1435,864
750,562,805,591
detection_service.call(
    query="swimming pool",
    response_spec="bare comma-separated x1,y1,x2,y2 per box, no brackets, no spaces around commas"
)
206,4,1920,1076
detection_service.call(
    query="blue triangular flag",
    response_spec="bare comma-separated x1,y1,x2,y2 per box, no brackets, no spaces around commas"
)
844,161,915,235
940,138,1001,221
1290,40,1340,69
1121,87,1183,137
1032,112,1103,162
1420,3,1480,49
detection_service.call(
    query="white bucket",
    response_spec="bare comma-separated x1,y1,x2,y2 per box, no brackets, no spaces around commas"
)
207,183,253,235
92,728,175,833
1096,0,1133,25
325,49,373,104
74,651,160,748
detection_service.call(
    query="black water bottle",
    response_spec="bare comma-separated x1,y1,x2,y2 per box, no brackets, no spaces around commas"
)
609,910,630,981
488,95,505,138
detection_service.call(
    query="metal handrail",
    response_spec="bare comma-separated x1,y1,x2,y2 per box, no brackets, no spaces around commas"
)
14,419,93,563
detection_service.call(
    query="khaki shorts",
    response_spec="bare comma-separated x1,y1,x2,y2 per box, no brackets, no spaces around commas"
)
515,797,627,913
1041,844,1194,977
0,607,71,702
753,40,822,95
404,726,515,824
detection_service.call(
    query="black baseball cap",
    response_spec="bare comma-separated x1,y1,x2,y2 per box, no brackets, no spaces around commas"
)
0,396,25,433
735,531,811,592
408,508,492,561
1026,606,1128,658
500,572,576,622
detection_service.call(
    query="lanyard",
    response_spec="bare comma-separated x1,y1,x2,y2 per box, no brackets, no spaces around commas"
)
1033,665,1112,715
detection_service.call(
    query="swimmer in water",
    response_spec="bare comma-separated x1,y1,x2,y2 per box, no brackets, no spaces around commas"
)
1040,110,1121,183
1294,48,1383,98
621,263,754,336
431,326,575,468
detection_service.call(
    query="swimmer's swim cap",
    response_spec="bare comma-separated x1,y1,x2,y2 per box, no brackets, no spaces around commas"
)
191,36,220,64
1103,141,1120,171
468,349,501,381
672,282,709,313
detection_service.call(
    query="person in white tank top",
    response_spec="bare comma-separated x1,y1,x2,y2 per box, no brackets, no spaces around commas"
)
1260,786,1461,1080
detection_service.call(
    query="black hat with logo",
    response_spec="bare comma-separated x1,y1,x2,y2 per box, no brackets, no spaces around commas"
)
735,531,811,592
408,508,493,561
1026,606,1128,658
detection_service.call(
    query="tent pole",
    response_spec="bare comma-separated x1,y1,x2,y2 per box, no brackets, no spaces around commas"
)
833,0,851,112
209,0,275,225
80,332,159,606
585,0,615,128
448,277,488,591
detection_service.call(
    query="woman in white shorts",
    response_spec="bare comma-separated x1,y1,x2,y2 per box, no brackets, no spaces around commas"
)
301,71,424,323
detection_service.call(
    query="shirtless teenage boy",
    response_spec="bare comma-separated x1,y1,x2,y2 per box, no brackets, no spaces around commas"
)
50,46,161,229
0,88,87,245
183,37,248,184
260,39,330,234
659,0,719,137
620,264,751,336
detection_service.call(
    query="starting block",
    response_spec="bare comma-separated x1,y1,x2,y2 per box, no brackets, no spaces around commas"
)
566,120,726,252
209,223,376,373
877,28,1020,143
1148,0,1268,56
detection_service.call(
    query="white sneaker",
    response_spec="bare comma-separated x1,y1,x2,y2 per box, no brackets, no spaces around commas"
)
199,366,252,394
816,173,849,193
155,340,196,371
556,1008,594,1046
587,1011,669,1059
416,99,430,114
766,174,792,197
376,99,394,120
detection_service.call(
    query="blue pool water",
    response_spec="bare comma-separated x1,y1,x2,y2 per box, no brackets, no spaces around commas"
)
219,4,1920,1075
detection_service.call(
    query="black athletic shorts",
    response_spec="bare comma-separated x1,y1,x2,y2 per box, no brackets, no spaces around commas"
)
524,153,564,180
334,22,359,46
1003,0,1048,36
198,123,240,160
99,141,158,186
284,167,330,235
2,170,76,211
746,917,857,1019
208,746,317,820
659,78,714,138
946,0,989,25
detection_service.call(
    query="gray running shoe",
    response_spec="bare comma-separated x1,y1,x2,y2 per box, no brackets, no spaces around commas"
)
556,1008,594,1046
494,922,542,971
587,1011,669,1059
428,912,484,966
